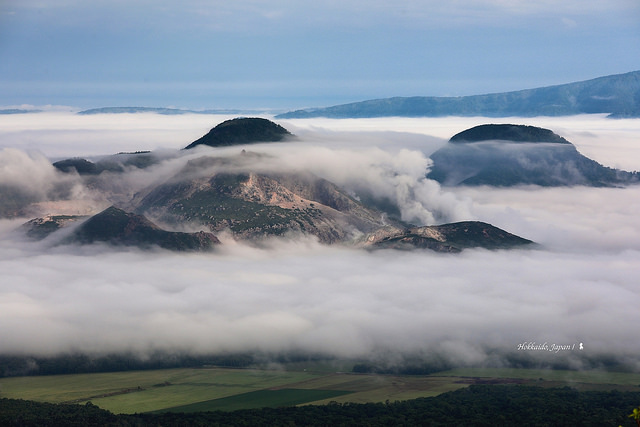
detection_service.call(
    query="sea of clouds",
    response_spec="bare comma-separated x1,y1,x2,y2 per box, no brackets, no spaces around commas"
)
0,112,638,370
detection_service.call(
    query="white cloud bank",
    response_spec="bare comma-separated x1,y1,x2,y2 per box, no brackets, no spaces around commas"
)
0,114,638,370
0,225,638,368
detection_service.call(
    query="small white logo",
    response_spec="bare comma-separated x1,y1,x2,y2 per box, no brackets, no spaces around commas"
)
579,342,584,350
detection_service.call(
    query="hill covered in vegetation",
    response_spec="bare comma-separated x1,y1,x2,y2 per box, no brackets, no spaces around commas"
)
184,117,293,149
427,124,639,187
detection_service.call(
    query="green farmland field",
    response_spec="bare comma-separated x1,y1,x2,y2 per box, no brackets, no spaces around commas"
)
1,365,639,414
159,388,353,412
0,368,320,414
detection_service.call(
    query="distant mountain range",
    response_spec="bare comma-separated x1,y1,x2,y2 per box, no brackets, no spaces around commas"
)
0,109,42,115
0,107,273,115
276,71,640,118
77,107,268,115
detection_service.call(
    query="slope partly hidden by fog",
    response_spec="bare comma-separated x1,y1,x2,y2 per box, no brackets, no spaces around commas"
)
0,113,639,371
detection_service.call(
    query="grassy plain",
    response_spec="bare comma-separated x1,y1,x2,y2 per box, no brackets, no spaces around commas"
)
0,368,318,414
159,388,353,413
439,368,640,387
1,365,639,414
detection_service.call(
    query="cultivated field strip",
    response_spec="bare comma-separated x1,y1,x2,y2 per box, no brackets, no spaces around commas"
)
1,366,639,414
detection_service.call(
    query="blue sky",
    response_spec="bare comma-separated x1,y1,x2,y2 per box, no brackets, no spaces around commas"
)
1,0,639,110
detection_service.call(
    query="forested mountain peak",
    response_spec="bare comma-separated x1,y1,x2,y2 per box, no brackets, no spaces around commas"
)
449,124,571,144
184,117,293,149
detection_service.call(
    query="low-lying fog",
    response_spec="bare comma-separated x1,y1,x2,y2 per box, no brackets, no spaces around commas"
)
0,113,639,370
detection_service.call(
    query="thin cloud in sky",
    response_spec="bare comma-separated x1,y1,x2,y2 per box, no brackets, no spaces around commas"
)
1,1,639,111
8,0,637,31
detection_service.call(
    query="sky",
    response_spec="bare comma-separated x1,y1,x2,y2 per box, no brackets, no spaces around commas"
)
1,0,639,110
0,114,639,370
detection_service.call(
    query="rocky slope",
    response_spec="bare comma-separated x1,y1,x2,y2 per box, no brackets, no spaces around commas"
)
22,214,85,240
364,221,533,252
427,124,638,187
131,154,396,244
